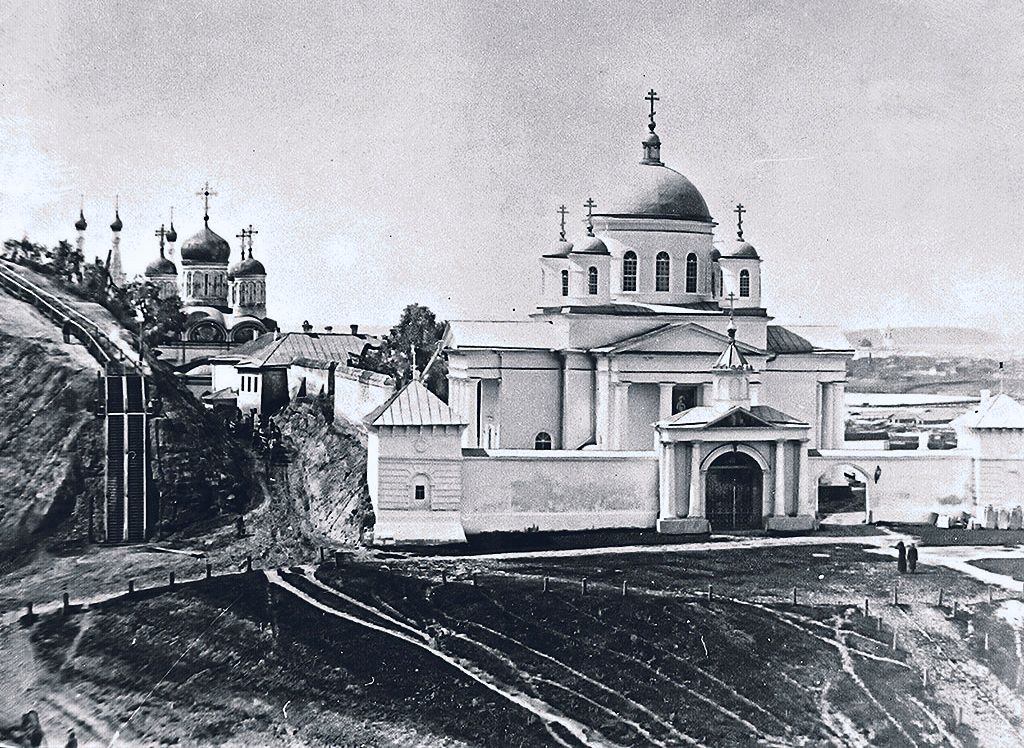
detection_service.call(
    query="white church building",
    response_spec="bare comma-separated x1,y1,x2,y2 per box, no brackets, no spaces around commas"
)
365,93,1024,545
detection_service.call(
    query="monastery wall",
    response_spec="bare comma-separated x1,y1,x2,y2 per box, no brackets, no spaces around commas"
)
811,450,974,523
460,450,658,534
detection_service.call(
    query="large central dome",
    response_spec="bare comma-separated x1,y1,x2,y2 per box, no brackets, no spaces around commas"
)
596,162,712,223
180,225,232,264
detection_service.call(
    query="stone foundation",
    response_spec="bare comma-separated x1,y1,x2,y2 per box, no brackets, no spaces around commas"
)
764,515,817,533
657,517,712,535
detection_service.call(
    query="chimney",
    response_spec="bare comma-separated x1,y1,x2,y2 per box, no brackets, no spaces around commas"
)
324,325,333,333
301,320,313,333
350,324,359,336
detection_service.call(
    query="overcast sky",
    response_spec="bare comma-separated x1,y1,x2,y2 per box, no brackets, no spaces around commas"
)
2,0,1023,334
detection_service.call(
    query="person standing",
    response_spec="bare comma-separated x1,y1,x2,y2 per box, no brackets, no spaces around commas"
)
896,540,907,573
907,543,918,573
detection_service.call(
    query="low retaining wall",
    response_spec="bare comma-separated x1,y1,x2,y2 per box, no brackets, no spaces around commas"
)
812,450,974,523
461,450,659,534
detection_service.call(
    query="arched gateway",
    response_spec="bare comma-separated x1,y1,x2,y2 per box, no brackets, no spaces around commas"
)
705,451,763,530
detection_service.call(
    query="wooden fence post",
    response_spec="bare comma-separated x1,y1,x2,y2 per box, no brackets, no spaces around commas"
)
168,571,175,588
441,569,447,585
26,602,33,617
938,588,944,607
621,580,628,597
246,555,253,573
864,597,869,617
892,582,899,606
206,562,212,579
543,576,549,593
128,580,135,596
472,573,478,587
62,593,69,615
891,629,897,651
707,584,714,602
581,578,588,596
792,587,798,605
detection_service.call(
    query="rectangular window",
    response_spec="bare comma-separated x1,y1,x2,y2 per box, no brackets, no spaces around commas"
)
414,485,426,502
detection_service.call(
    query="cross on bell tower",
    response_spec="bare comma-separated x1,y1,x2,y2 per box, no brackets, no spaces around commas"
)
584,197,596,237
734,203,746,241
196,181,218,226
557,205,569,241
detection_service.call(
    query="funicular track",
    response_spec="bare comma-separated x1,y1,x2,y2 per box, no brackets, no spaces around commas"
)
0,260,154,543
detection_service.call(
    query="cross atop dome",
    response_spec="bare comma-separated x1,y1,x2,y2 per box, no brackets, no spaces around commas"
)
584,197,596,237
246,223,258,258
196,180,218,226
641,89,663,165
645,88,659,133
155,224,167,257
734,203,746,240
557,205,569,241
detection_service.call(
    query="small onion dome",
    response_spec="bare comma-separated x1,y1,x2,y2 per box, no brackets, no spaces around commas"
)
729,241,760,260
227,256,267,279
145,257,177,276
166,222,177,243
544,238,573,258
571,235,609,255
110,210,123,232
180,225,231,264
74,210,87,231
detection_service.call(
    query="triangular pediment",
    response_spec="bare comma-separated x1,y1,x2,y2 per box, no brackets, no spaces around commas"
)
593,322,765,356
706,407,776,429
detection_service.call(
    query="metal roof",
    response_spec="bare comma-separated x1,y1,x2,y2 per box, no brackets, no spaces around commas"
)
955,393,1024,429
659,404,807,429
214,331,380,368
767,325,852,354
365,380,467,428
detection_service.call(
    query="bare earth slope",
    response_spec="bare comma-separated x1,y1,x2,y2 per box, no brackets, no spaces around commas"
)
0,293,103,553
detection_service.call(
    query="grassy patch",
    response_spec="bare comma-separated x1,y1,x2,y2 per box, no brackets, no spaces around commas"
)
969,558,1024,582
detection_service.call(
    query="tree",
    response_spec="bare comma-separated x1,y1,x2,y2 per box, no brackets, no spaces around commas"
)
124,280,186,346
49,240,72,280
365,303,449,399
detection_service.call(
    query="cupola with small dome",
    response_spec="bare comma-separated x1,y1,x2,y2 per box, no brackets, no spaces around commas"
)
717,204,763,309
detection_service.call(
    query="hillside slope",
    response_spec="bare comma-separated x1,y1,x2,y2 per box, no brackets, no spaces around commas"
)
275,397,372,544
0,295,103,553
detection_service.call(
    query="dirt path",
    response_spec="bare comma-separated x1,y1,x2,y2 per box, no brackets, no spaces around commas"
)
267,569,614,748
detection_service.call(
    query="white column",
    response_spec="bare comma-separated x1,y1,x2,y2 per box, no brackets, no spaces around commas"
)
612,382,630,450
774,440,787,517
834,381,846,447
702,383,714,407
658,441,676,519
687,442,702,518
659,383,674,421
821,383,833,449
795,442,812,516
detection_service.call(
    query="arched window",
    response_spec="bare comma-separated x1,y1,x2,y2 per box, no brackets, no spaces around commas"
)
740,269,751,297
655,252,670,292
685,253,698,293
588,266,598,295
561,269,569,297
622,251,637,292
534,432,553,450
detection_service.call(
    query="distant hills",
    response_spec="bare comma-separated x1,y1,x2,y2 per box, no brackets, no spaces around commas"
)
845,327,1014,359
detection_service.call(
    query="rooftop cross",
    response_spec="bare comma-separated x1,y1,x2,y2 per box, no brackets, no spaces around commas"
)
154,224,167,257
557,205,569,241
584,197,596,237
235,228,249,258
195,181,218,225
734,203,746,240
645,88,659,132
246,223,258,257
726,292,737,335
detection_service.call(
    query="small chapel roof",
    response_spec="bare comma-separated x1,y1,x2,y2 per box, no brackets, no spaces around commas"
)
215,331,380,369
955,393,1024,429
364,380,467,428
659,404,807,429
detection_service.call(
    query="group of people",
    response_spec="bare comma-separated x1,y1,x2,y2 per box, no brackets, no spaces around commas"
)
895,540,919,573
